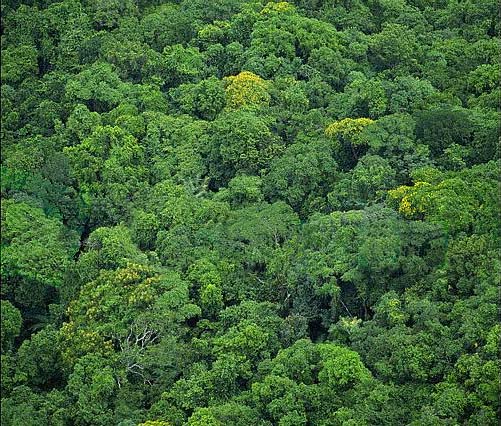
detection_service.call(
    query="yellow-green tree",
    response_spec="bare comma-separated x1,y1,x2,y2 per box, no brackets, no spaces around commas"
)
325,117,375,169
388,162,498,234
260,1,295,15
224,71,270,109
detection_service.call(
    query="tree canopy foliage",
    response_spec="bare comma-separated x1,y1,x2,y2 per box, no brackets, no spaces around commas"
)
1,0,500,425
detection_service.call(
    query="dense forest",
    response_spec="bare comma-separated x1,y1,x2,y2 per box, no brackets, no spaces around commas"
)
1,0,500,424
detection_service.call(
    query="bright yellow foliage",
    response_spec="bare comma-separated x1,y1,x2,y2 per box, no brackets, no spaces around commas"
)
388,174,488,234
260,1,295,14
388,182,432,218
325,117,374,145
224,71,270,109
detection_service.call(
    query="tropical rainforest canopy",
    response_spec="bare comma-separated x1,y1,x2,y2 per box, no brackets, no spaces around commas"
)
1,0,500,425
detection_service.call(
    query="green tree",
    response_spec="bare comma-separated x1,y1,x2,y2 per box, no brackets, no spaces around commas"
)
63,125,147,225
15,326,63,389
171,77,226,120
141,3,194,51
154,44,204,88
368,23,419,73
205,110,283,187
65,353,118,425
415,107,474,158
1,45,38,86
263,137,339,217
1,200,78,310
65,63,126,112
0,300,22,353
214,175,264,208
